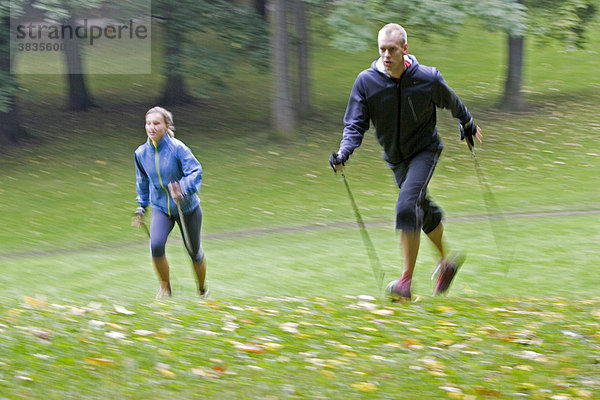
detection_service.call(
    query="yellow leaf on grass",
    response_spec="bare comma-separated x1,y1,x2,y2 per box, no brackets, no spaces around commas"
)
262,342,283,352
351,382,378,392
436,306,455,314
572,389,592,398
517,382,537,390
24,296,48,307
438,320,458,327
403,338,421,348
358,326,378,332
158,349,174,357
156,368,175,378
321,370,336,378
428,370,447,377
84,358,115,366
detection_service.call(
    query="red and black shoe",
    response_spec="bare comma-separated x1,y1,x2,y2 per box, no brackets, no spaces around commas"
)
386,274,412,302
433,254,466,295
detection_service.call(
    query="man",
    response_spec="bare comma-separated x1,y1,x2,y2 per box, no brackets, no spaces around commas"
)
330,23,482,301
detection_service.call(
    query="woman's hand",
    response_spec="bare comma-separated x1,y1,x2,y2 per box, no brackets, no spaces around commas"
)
168,181,184,202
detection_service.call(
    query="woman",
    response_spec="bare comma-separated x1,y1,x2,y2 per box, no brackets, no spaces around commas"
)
133,106,208,299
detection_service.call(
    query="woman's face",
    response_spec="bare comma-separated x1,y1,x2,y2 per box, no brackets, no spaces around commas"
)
145,112,168,143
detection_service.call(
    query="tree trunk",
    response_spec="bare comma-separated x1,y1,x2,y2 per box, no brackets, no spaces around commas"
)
294,0,311,118
63,16,96,111
158,4,194,106
255,0,266,19
0,16,26,144
271,0,296,139
0,96,28,145
499,34,525,110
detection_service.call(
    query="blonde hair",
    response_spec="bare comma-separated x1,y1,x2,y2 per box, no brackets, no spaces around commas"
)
379,23,407,46
146,106,175,137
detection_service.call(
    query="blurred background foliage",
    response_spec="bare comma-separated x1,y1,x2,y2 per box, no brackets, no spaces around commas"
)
1,0,599,144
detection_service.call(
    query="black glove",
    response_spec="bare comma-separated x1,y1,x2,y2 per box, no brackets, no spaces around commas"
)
329,151,348,171
460,120,478,148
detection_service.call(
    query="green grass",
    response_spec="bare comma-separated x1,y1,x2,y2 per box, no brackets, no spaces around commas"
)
1,296,599,399
1,21,599,399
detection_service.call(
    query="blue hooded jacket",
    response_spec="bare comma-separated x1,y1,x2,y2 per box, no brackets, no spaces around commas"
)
340,54,473,163
134,134,202,217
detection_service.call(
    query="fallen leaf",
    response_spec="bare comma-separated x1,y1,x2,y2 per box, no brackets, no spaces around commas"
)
428,370,447,377
515,364,533,371
89,320,105,328
436,306,456,315
280,322,300,334
437,320,458,327
105,331,126,340
194,329,220,336
572,389,592,398
23,296,48,308
517,382,537,390
191,366,225,378
133,330,155,336
30,328,52,342
262,342,283,352
113,305,135,315
519,350,548,362
351,382,378,392
156,367,175,378
158,349,174,357
439,386,462,394
84,358,115,366
403,338,422,349
68,307,86,316
321,370,336,378
234,343,264,354
476,388,502,397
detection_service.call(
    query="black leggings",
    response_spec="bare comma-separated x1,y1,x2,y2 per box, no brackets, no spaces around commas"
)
388,147,443,234
149,206,204,262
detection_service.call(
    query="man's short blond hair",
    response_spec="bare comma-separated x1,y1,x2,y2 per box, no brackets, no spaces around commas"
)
378,23,407,45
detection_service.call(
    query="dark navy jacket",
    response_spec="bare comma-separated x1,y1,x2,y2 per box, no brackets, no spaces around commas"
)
340,54,473,163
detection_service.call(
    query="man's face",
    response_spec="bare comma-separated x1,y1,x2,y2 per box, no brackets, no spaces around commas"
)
378,31,408,78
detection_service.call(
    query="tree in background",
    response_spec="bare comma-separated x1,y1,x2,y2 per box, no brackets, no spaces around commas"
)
270,0,319,138
271,0,296,137
255,0,266,19
501,0,597,109
327,0,597,110
294,0,311,118
153,0,268,106
0,1,27,144
31,0,104,111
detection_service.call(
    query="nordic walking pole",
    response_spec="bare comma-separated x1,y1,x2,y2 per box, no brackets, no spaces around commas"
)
340,168,386,291
466,140,513,274
175,198,194,253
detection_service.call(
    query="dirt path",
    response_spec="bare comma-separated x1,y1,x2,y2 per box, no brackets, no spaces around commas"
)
1,209,599,260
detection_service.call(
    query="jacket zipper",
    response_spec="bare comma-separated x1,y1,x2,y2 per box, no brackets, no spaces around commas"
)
407,96,418,121
152,141,171,217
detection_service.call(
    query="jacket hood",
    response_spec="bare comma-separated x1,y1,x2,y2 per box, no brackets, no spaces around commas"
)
371,54,419,78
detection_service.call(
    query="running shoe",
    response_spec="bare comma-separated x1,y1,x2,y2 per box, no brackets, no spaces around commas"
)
433,253,466,295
